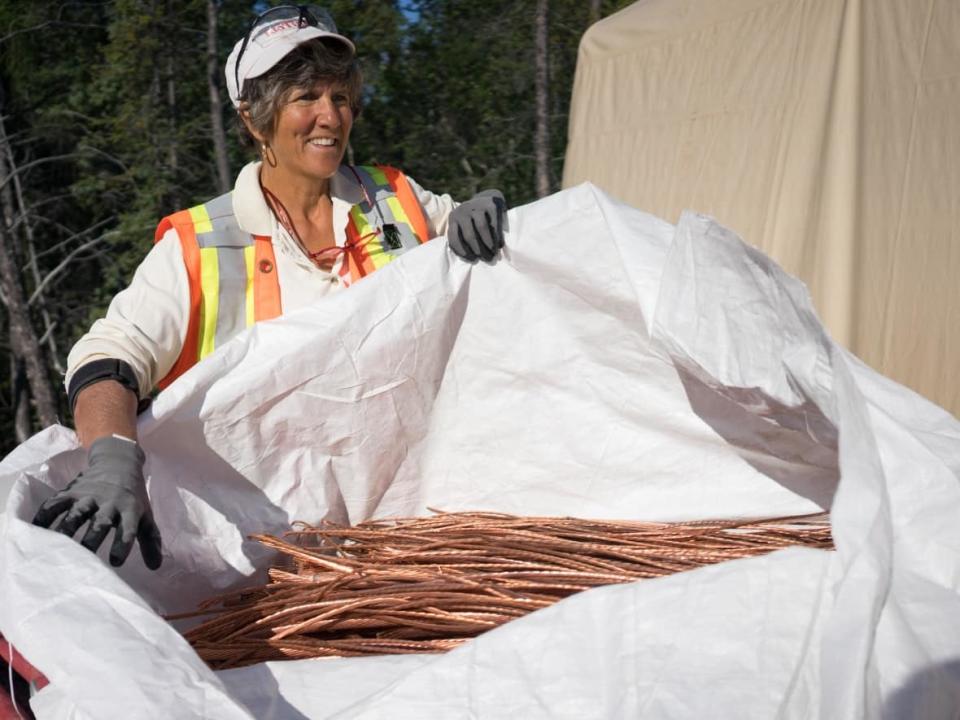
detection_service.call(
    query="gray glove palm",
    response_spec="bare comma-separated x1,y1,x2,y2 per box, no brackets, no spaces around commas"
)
447,189,507,262
32,436,163,569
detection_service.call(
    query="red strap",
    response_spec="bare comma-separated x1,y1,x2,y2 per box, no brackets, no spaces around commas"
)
0,633,49,691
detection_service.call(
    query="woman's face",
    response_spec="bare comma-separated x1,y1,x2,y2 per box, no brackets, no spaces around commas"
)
266,79,354,182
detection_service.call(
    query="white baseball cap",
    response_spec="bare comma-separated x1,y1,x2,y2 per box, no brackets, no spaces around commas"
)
225,5,355,108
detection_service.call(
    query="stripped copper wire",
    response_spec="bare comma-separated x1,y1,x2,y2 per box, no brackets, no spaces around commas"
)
177,511,833,669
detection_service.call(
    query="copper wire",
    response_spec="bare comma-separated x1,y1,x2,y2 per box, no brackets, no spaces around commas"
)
179,511,833,669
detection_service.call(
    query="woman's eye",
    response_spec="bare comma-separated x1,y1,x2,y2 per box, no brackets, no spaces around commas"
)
333,93,349,104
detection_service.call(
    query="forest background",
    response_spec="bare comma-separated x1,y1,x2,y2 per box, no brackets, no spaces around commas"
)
0,0,633,456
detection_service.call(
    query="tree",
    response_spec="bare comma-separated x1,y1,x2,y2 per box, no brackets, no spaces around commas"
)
0,0,115,442
534,0,550,198
0,108,59,435
358,0,634,206
207,0,232,194
0,0,635,456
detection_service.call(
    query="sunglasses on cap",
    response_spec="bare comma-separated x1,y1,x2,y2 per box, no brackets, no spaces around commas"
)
233,5,341,98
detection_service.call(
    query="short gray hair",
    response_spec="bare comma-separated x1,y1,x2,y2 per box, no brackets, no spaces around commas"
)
237,38,362,148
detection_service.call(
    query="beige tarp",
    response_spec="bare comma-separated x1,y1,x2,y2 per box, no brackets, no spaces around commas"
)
563,0,959,417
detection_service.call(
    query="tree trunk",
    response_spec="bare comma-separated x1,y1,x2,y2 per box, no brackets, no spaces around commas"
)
590,0,602,24
534,0,550,199
0,216,59,431
11,357,31,443
0,113,63,373
207,0,231,194
0,239,57,427
164,0,181,209
0,241,59,429
166,60,181,209
0,92,59,431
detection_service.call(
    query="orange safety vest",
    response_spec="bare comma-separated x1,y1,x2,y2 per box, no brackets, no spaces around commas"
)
154,165,431,389
338,165,430,286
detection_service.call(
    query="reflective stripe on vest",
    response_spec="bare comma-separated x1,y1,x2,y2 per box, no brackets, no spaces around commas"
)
153,165,429,389
153,192,280,389
340,165,430,286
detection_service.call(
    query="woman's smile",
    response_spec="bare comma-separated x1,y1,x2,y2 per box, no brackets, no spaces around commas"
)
269,81,354,181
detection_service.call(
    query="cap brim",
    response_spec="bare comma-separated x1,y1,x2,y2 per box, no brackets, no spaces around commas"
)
245,28,355,81
227,27,356,107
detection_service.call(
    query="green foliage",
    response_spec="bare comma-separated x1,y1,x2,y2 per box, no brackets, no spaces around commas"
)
0,0,629,455
344,0,634,206
0,1,113,435
77,0,215,284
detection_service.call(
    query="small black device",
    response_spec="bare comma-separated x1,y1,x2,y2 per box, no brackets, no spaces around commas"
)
382,223,402,250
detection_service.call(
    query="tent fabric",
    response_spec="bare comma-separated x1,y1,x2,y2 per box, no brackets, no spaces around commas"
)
563,0,960,418
1,185,959,718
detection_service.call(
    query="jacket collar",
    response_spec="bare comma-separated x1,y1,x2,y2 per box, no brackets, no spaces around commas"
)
232,161,364,236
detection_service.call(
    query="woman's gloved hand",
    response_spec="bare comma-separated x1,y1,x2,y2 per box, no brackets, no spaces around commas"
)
32,435,163,569
447,189,507,262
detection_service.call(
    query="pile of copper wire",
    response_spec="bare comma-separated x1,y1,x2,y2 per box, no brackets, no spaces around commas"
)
178,511,833,670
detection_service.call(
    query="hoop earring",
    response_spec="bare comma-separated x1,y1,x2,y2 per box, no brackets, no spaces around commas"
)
261,143,278,168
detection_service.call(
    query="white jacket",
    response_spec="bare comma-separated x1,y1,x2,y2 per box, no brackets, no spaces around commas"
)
66,162,457,397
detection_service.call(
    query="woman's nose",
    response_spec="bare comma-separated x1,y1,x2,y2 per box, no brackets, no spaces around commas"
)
315,96,341,128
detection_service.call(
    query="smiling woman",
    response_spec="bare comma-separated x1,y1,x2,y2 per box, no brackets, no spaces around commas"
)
235,37,361,263
31,5,510,572
236,23,363,131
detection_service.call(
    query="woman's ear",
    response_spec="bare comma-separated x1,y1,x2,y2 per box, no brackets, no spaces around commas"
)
239,106,266,144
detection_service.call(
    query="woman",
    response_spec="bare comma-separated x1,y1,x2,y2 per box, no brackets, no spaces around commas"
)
32,6,507,570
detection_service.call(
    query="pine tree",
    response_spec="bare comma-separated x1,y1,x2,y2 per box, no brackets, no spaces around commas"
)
0,0,635,456
0,0,112,443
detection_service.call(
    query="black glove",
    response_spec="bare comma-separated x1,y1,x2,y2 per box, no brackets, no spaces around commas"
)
447,189,507,262
32,436,163,569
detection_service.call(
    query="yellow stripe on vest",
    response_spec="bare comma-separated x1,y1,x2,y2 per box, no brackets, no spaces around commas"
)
189,204,214,235
350,204,391,270
367,166,389,186
198,246,219,360
385,196,412,230
243,245,255,327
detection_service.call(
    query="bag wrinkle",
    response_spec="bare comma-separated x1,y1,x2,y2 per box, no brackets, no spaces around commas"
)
1,185,957,718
